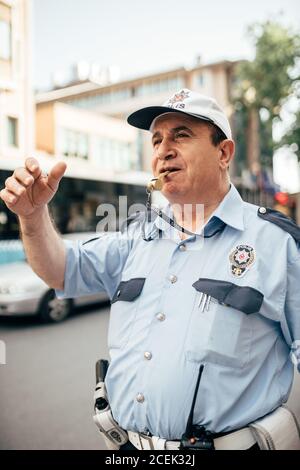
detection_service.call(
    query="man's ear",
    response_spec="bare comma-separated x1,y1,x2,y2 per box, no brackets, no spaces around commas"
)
218,140,235,170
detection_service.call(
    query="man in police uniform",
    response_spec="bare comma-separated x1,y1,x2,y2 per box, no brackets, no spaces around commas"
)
1,90,299,450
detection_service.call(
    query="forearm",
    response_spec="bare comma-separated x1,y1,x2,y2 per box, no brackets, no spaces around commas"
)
19,206,66,290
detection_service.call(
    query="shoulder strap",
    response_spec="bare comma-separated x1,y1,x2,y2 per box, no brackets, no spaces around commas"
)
257,207,300,243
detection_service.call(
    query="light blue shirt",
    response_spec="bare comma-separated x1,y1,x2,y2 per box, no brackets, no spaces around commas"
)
56,185,300,439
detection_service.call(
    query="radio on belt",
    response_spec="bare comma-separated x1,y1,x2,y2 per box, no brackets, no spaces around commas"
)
93,359,128,447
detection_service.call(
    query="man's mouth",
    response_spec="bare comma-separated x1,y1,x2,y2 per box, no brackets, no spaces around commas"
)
159,167,181,175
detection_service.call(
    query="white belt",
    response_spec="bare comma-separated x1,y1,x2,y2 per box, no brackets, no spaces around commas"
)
128,427,256,450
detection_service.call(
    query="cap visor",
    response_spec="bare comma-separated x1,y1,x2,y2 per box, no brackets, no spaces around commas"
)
127,106,211,130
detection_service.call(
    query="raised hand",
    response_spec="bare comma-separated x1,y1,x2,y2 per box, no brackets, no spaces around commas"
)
0,157,67,218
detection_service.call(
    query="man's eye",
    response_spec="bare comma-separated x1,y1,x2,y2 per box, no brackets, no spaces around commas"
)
175,133,189,139
153,140,161,147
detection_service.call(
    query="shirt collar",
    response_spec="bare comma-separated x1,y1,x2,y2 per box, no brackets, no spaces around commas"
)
208,184,245,232
147,183,244,239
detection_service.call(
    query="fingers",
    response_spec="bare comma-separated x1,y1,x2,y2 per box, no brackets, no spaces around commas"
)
13,167,35,188
0,188,18,206
47,162,67,191
25,157,42,180
0,160,40,209
4,176,27,197
0,160,67,209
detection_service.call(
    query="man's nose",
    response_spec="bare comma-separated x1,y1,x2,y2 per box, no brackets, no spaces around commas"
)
157,140,176,161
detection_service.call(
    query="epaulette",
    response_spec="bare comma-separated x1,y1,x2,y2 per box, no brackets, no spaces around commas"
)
257,207,300,243
120,211,145,233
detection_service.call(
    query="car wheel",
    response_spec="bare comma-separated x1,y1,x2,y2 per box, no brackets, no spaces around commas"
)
38,289,73,323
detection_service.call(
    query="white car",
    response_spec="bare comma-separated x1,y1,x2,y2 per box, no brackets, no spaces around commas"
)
0,232,109,323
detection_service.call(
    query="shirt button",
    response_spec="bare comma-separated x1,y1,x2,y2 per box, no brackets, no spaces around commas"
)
259,207,267,214
144,351,152,360
169,274,178,283
156,313,166,321
179,244,186,251
136,393,145,403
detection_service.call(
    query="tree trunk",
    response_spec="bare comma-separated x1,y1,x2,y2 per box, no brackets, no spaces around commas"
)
246,108,260,172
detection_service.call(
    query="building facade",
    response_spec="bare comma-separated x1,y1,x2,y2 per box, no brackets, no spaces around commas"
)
0,0,34,168
36,61,237,173
0,0,35,237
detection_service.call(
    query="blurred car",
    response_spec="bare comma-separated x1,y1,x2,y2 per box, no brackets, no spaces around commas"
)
0,239,25,265
0,232,109,323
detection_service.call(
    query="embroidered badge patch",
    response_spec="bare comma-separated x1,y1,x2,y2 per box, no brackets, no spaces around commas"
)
166,90,190,110
229,244,255,278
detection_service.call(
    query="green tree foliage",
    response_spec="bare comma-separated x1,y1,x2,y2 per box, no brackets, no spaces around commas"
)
280,109,300,160
234,20,300,169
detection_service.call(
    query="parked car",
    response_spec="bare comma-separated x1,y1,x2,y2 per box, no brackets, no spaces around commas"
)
0,239,25,265
0,232,109,323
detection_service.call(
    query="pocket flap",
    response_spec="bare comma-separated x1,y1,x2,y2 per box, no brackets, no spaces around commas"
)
111,278,146,304
192,278,263,314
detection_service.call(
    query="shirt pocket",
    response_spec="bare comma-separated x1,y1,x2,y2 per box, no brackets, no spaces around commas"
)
108,278,146,349
185,278,263,368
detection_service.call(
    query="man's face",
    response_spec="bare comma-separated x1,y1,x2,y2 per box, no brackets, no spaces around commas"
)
151,113,226,204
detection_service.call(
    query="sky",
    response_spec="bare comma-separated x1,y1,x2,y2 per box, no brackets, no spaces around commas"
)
32,0,300,91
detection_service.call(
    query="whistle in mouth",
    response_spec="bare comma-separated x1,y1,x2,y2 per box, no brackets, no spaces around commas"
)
146,171,170,192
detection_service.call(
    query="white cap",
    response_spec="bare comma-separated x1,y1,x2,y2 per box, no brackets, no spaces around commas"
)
127,88,232,139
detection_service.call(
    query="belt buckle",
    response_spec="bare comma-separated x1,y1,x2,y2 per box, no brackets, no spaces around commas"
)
140,432,154,450
180,426,215,450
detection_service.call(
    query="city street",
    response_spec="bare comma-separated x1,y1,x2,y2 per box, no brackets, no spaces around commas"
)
0,303,300,450
0,304,110,450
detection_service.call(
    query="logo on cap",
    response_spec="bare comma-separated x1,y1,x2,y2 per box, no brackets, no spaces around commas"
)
229,244,255,277
166,90,190,110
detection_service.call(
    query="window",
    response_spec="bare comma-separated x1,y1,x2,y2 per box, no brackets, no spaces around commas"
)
136,130,143,169
198,73,204,87
94,137,134,171
77,133,88,159
68,130,77,156
7,117,18,147
102,138,111,170
60,128,89,159
0,19,11,60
